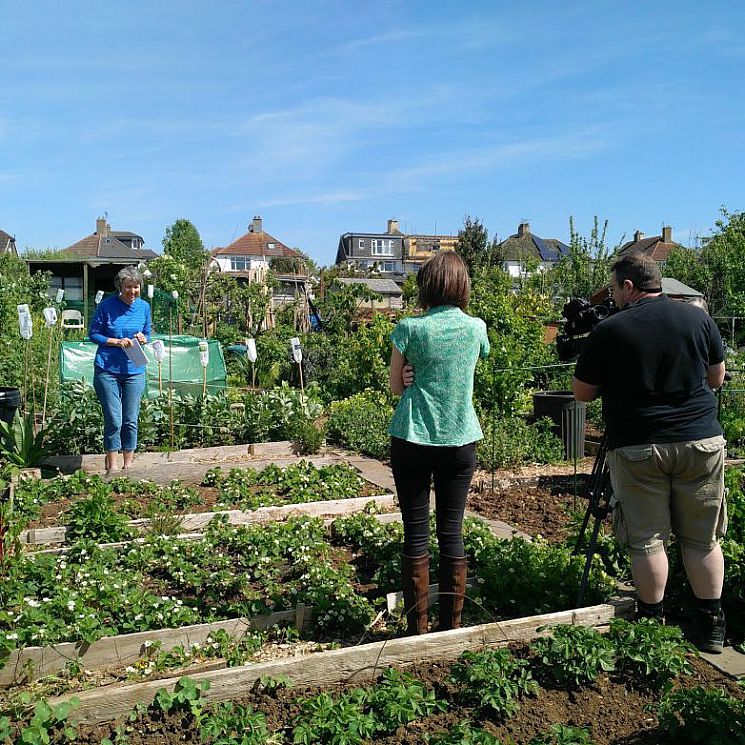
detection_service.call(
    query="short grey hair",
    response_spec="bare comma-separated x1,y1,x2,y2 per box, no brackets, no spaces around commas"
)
114,266,144,291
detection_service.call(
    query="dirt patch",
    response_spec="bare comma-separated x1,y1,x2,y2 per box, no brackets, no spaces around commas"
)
468,473,592,544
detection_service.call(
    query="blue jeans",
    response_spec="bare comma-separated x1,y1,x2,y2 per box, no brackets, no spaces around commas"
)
93,367,146,452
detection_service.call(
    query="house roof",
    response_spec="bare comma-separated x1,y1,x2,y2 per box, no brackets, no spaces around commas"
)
499,230,570,262
212,229,299,258
617,235,677,261
62,232,158,260
0,229,16,251
335,277,402,295
590,276,704,304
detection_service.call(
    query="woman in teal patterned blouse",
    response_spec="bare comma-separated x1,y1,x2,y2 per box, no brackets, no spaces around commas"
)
389,252,490,635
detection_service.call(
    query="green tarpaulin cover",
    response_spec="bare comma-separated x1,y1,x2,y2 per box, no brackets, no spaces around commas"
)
60,335,227,398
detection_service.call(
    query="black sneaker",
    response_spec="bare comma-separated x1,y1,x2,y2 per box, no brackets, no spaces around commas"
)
694,609,726,654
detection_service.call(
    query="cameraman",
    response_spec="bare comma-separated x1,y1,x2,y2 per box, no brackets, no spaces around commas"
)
572,253,727,653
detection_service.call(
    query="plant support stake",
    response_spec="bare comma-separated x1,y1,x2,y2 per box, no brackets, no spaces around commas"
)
41,306,58,428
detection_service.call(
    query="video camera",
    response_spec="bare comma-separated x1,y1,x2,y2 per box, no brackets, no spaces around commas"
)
556,297,619,362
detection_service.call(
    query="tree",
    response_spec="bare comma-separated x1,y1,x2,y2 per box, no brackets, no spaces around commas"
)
549,216,617,300
270,251,317,276
162,219,207,268
455,215,490,276
665,208,745,316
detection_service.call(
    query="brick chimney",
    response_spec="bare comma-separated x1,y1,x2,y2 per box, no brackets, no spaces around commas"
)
387,218,400,234
96,217,108,236
249,216,263,233
634,230,644,242
518,222,530,237
661,225,672,243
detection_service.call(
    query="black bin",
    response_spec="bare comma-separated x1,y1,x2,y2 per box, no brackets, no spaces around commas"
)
0,387,22,426
532,390,586,460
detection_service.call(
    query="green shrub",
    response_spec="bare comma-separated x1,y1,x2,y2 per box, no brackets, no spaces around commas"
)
289,417,326,455
476,537,615,618
327,390,393,460
477,415,563,469
63,487,132,544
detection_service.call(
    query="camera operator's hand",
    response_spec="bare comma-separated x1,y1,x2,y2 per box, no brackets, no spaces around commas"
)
402,364,415,387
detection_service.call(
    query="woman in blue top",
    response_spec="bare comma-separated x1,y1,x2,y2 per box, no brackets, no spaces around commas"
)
389,252,490,635
90,266,152,474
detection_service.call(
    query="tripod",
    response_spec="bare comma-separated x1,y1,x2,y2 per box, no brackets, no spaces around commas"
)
573,434,613,608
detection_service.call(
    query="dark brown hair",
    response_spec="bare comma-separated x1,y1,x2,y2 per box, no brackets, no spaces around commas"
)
611,252,662,292
416,251,470,310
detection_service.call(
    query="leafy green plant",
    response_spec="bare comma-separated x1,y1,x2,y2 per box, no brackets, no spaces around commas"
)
292,691,376,745
288,417,326,455
657,685,745,745
9,697,80,744
62,487,132,544
530,624,615,686
0,412,48,468
609,618,693,686
529,723,596,745
449,648,538,718
366,668,446,730
154,676,210,715
426,721,502,744
199,700,282,745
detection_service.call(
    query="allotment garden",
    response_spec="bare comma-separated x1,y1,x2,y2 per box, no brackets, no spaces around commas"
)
2,214,745,743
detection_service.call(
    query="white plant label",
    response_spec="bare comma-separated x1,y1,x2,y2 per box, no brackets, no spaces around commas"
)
17,304,33,340
42,307,58,327
147,284,155,299
55,289,65,304
199,339,209,368
94,290,105,304
245,337,257,363
151,339,166,363
290,336,303,364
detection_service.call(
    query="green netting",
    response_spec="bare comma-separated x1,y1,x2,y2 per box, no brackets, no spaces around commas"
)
59,334,227,398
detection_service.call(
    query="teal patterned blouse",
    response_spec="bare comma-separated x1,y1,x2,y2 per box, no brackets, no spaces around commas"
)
388,305,490,446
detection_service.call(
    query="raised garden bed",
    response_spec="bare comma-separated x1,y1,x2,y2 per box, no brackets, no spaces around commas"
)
15,459,394,546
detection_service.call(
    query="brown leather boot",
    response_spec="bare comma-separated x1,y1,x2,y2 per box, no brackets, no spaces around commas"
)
438,554,468,631
401,554,430,635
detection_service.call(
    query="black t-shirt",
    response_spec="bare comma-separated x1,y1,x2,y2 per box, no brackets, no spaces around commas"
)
574,295,724,448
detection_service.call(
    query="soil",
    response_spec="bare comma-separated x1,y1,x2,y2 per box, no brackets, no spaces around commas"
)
74,652,744,745
468,469,593,544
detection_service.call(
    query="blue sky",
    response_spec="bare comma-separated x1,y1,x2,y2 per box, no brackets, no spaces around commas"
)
1,0,744,265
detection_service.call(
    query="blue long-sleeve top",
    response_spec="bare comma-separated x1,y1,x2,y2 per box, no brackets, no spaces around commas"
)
89,295,152,374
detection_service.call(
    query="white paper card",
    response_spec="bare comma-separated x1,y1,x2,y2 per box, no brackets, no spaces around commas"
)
123,338,148,367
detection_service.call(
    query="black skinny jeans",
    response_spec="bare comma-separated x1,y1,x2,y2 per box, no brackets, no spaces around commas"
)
390,437,477,558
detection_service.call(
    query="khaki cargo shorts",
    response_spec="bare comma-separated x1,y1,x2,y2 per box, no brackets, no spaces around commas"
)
607,436,727,556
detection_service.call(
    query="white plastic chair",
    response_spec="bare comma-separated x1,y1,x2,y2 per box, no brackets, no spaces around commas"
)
60,309,84,330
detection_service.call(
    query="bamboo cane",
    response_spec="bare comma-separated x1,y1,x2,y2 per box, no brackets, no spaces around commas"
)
41,322,55,427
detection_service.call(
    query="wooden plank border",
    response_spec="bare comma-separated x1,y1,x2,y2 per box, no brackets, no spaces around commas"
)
50,600,634,725
0,607,313,688
20,494,397,546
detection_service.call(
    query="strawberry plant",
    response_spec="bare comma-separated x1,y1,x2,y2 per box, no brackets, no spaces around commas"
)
530,624,615,687
62,487,132,544
449,648,538,718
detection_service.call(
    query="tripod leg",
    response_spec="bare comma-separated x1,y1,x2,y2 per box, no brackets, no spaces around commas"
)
575,512,605,608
